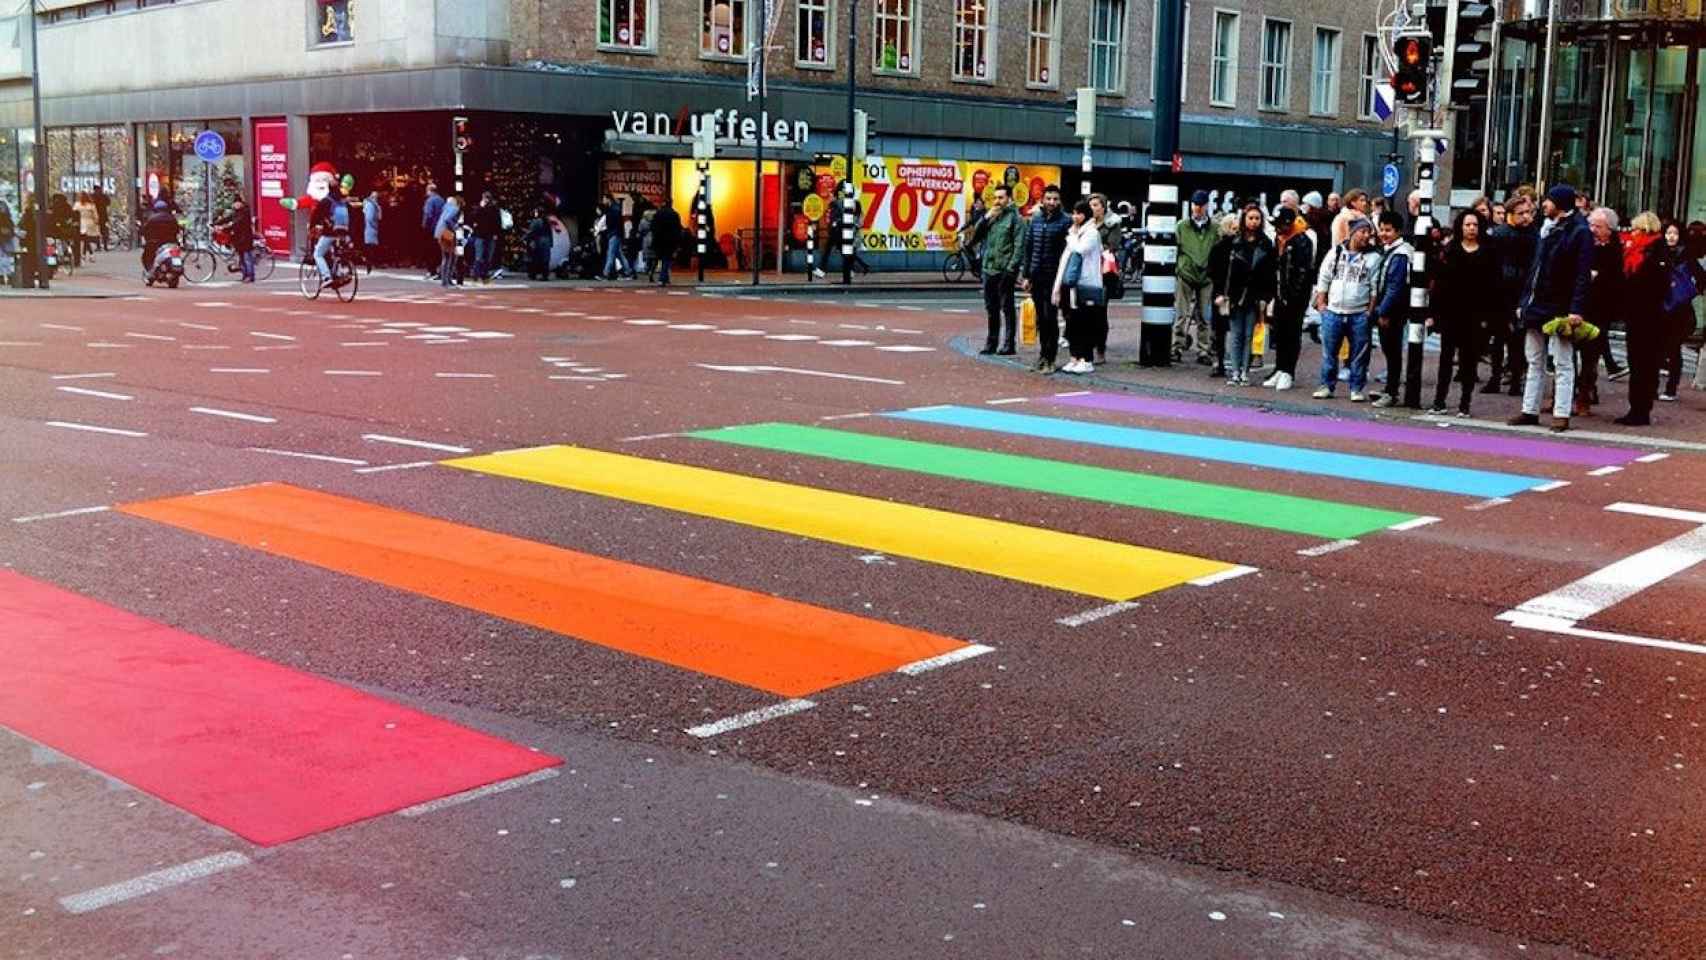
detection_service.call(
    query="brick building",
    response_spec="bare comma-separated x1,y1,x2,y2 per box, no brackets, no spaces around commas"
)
0,0,1397,270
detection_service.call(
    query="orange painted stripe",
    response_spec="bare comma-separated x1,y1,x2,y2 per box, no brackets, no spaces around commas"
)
118,483,968,697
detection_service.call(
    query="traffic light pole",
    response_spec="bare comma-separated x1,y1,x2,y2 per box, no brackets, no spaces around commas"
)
1404,131,1443,409
1140,0,1186,368
842,0,858,286
27,0,49,289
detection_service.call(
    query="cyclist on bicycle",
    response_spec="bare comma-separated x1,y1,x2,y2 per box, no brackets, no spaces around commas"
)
311,184,352,288
216,197,257,283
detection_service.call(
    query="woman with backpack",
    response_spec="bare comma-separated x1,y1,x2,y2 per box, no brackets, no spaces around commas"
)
1209,204,1277,386
1657,220,1704,402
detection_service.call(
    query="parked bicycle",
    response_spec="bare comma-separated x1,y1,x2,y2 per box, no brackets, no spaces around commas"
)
184,226,276,284
298,233,359,302
942,246,982,283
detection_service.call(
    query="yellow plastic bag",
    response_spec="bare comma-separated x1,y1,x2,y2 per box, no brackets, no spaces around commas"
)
1339,337,1351,361
1020,297,1038,346
1252,321,1267,356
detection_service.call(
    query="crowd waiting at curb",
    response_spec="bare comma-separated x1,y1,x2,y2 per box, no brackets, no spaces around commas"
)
969,180,1706,432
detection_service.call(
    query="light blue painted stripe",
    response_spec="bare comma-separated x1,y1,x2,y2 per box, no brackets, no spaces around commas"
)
884,406,1553,499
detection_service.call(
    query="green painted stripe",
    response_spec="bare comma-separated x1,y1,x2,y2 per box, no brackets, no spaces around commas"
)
689,422,1419,541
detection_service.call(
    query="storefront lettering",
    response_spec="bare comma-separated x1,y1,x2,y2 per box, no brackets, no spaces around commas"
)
609,109,810,147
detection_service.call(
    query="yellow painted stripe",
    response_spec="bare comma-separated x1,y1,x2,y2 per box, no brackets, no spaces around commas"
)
444,446,1234,601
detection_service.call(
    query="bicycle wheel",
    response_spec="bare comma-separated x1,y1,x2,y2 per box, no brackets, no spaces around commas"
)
252,245,277,282
333,259,358,302
298,261,322,300
942,253,965,284
183,248,217,284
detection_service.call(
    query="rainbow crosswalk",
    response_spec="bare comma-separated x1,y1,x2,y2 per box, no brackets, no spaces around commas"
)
106,389,1599,706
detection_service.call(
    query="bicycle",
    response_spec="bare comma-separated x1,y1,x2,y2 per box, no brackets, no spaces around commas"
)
942,247,983,283
298,233,359,302
185,226,276,284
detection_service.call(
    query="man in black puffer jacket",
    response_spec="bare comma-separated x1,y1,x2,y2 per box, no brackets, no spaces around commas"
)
1486,192,1539,395
1016,185,1070,373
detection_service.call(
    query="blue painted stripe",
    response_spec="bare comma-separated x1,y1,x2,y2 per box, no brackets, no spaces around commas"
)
884,406,1553,499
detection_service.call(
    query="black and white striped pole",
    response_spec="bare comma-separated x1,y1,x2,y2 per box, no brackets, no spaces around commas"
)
840,178,857,285
1141,0,1186,367
1403,130,1442,409
693,116,714,283
806,218,816,281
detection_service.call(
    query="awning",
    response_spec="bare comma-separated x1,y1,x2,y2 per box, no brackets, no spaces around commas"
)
602,131,813,162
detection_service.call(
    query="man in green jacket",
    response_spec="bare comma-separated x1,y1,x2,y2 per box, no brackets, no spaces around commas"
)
974,183,1024,355
1174,190,1218,365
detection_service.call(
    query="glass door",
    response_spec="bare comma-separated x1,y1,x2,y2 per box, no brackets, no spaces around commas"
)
1604,43,1653,215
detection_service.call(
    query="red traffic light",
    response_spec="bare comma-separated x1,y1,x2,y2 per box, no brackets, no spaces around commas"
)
1392,34,1432,105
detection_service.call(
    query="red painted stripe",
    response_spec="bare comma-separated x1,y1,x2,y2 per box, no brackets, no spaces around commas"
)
0,570,560,846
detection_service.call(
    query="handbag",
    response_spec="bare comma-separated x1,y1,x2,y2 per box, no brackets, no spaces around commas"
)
1664,262,1699,313
1075,282,1106,308
1102,249,1124,300
1061,251,1084,287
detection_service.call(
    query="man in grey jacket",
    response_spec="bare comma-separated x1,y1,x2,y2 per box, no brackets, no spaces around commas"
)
1311,217,1383,402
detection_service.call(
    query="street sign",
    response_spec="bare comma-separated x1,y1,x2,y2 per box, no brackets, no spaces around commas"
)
193,130,226,164
1381,163,1402,198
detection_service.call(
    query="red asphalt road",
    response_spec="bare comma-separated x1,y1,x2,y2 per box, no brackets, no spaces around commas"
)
4,270,1706,957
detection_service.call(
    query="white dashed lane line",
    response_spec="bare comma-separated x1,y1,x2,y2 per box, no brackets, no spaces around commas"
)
56,386,134,401
363,434,471,454
51,372,116,380
246,447,367,466
324,370,383,377
191,406,278,424
45,421,148,438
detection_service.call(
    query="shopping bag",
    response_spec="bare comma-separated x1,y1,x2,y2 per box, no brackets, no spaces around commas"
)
1020,297,1037,345
1252,321,1267,356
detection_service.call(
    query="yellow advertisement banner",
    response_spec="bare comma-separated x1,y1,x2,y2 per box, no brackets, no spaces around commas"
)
813,157,1063,253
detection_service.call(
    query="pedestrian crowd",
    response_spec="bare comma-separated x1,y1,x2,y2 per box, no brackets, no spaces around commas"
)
969,180,1706,432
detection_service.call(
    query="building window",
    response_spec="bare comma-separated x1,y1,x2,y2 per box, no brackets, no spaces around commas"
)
872,0,915,74
1359,33,1381,119
599,0,652,51
953,0,992,82
1260,18,1290,111
702,0,749,59
1311,27,1340,116
796,0,832,67
1028,0,1059,87
313,0,353,45
1089,0,1126,94
1211,10,1237,107
1151,1,1190,101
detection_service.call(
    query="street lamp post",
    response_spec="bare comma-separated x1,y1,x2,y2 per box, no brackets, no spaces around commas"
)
26,0,49,288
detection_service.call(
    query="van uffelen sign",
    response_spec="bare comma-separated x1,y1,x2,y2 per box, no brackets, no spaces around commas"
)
609,107,810,148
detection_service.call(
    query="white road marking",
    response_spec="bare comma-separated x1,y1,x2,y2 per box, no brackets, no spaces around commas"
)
715,329,768,336
623,319,669,326
837,323,871,330
252,345,301,352
1412,414,1706,452
353,460,437,474
1606,502,1706,525
896,644,995,675
1388,516,1442,532
695,363,904,385
40,323,83,331
50,372,115,380
193,301,234,307
57,386,133,401
249,332,296,341
461,331,515,339
0,340,42,346
324,370,382,376
363,434,471,454
686,699,817,738
1297,539,1360,557
1465,497,1511,511
819,412,871,421
45,421,147,438
178,322,220,331
1508,525,1706,623
1056,601,1141,627
985,397,1029,405
422,338,468,344
58,852,251,915
895,305,925,312
435,372,496,379
819,339,876,347
191,406,277,424
12,505,110,524
618,432,682,442
246,447,367,466
1531,480,1571,492
787,318,818,325
1587,466,1624,477
382,322,428,328
1054,390,1092,397
1189,565,1259,587
418,326,471,333
765,334,819,341
395,768,561,817
874,344,936,352
1498,611,1706,657
549,375,607,382
125,332,175,341
1636,452,1671,463
85,342,133,349
339,341,389,347
209,368,269,374
891,328,926,334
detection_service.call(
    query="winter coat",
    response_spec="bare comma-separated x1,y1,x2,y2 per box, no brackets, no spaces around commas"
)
472,203,503,239
1433,241,1501,333
363,196,382,246
650,206,683,257
1519,211,1595,330
1371,239,1414,323
1053,223,1105,301
1314,241,1383,314
1584,240,1624,326
421,192,445,234
1209,232,1277,309
1017,208,1070,282
1273,226,1316,315
1489,223,1538,313
976,205,1022,276
435,198,462,238
1174,214,1218,287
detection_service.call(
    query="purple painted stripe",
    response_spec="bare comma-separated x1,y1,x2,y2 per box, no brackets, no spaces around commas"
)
1047,393,1640,467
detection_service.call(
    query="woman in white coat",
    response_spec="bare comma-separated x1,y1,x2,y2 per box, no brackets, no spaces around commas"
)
1052,198,1106,374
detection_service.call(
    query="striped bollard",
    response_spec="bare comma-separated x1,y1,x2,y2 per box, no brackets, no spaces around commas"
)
840,179,856,285
695,162,710,283
806,218,816,280
1403,136,1437,409
1139,181,1179,366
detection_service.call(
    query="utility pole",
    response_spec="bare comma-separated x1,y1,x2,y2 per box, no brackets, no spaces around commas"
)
751,0,765,286
1140,0,1185,366
841,0,858,286
26,0,49,288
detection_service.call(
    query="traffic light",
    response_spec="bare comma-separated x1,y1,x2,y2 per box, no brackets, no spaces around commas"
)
452,116,472,153
1073,87,1097,140
1392,33,1432,106
1448,0,1495,106
852,109,871,160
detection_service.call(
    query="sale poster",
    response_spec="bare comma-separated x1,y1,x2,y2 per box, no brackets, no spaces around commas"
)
253,120,291,256
601,158,668,207
825,156,1063,252
961,161,1062,217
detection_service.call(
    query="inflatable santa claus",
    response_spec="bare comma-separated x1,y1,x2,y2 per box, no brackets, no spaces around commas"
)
278,161,341,212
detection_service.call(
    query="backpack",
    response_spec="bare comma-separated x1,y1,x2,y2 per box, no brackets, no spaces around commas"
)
330,199,350,231
1664,261,1699,314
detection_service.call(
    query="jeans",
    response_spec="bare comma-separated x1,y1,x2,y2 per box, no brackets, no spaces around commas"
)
1225,302,1259,377
472,236,495,280
1175,279,1211,358
238,247,255,282
1319,309,1372,394
982,270,1016,348
603,237,629,278
313,235,335,281
1271,303,1305,375
1522,329,1575,418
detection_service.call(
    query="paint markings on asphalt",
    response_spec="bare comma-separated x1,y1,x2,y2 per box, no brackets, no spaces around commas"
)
1504,513,1706,624
51,372,115,380
1606,502,1706,525
715,329,768,336
820,412,872,421
1054,390,1092,397
58,851,252,915
874,344,936,352
193,301,234,308
618,432,682,442
686,699,817,738
1413,414,1706,452
340,341,389,347
1636,452,1671,463
985,397,1029,405
1056,601,1141,627
1587,466,1624,477
45,421,147,438
1189,565,1259,587
1297,539,1360,557
838,323,871,330
668,323,717,331
86,342,133,349
1388,516,1442,532
462,331,515,339
125,332,175,341
363,434,472,454
246,448,368,466
178,322,220,331
191,407,278,424
624,319,669,326
891,328,926,334
549,375,606,382
396,768,561,818
40,323,83,331
250,332,297,341
896,644,996,675
435,372,496,379
57,386,133,401
12,505,111,524
1466,497,1512,511
820,339,876,347
352,460,437,474
1532,480,1572,492
765,333,819,341
252,345,301,352
696,363,903,385
324,370,382,377
210,368,269,374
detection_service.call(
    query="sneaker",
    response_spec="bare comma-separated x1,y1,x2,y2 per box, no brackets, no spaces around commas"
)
1261,372,1281,387
1079,360,1095,374
812,268,826,278
1373,396,1397,409
1608,368,1630,381
996,344,1016,356
1507,413,1540,426
1274,372,1294,391
1426,404,1447,415
1312,386,1334,399
1226,376,1239,386
1350,391,1368,403
1659,392,1679,402
1039,360,1057,375
1455,409,1472,418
